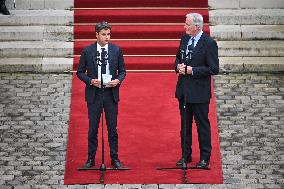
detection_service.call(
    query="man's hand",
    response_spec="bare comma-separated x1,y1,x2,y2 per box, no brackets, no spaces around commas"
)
108,79,120,87
177,63,186,75
91,79,101,87
177,63,192,75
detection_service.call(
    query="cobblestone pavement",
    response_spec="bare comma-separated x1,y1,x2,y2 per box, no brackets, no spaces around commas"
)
0,73,283,189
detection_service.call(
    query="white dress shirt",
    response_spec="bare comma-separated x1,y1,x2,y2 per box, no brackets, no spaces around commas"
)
97,43,110,82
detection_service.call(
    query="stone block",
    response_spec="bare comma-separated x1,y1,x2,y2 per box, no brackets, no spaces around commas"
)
209,9,284,25
243,57,284,72
6,0,73,10
210,25,241,40
0,10,73,26
44,0,73,9
42,58,73,72
241,25,284,40
0,41,72,58
240,0,284,9
209,0,240,9
217,40,284,57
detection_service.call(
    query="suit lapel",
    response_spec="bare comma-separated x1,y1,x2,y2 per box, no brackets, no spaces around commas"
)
192,32,206,58
181,35,190,59
90,43,98,76
108,43,114,74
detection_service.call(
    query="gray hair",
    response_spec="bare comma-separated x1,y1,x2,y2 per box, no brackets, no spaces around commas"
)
95,21,111,33
185,13,203,29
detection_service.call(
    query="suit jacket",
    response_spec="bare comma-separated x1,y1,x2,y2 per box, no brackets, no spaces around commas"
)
77,42,126,103
175,32,219,103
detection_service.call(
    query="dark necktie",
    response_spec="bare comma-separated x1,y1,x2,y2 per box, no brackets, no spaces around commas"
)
187,37,195,61
101,48,107,74
188,37,195,51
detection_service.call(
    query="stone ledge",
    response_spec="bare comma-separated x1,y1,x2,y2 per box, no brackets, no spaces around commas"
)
0,58,73,72
6,0,73,10
1,57,283,73
0,10,73,26
209,9,284,25
2,25,283,42
0,41,283,58
209,0,284,9
0,41,73,57
219,57,284,73
211,25,284,40
217,40,284,57
0,26,73,41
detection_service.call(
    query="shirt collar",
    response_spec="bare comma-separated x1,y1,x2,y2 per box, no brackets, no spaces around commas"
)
97,43,108,51
191,30,203,42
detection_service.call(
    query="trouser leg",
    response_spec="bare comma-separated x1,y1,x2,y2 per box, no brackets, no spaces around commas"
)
0,0,10,15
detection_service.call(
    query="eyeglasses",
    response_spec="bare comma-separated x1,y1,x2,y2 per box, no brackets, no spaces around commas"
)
184,23,196,27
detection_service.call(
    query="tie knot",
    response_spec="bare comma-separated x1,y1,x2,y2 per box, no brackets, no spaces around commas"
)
101,48,107,57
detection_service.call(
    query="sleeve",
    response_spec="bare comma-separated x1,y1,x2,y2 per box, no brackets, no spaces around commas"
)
116,47,126,83
76,48,92,85
191,39,219,78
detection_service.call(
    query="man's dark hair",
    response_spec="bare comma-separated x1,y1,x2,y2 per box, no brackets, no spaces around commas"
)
95,21,112,33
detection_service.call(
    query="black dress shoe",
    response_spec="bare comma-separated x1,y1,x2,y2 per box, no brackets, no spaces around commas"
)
0,4,10,15
196,160,209,169
84,158,94,168
176,156,192,167
111,159,122,169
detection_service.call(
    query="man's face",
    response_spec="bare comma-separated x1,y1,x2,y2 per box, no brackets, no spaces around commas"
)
184,17,199,36
96,29,111,46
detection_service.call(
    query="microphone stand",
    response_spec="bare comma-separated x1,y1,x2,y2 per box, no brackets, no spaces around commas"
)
78,51,130,184
156,48,209,184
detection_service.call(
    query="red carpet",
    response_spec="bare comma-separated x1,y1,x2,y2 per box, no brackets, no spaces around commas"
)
74,25,210,40
74,0,208,8
64,73,223,184
65,0,223,184
74,9,209,24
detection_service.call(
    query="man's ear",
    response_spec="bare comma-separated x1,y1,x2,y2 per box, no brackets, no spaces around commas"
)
96,32,99,38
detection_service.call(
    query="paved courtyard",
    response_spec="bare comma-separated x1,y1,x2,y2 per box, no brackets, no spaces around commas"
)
0,72,283,189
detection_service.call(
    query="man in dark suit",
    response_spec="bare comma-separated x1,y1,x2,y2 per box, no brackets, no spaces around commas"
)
77,21,126,169
175,13,219,169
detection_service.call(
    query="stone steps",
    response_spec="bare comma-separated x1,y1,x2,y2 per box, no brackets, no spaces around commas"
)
209,0,284,9
0,57,72,72
217,40,284,57
0,10,73,26
0,3,283,73
0,41,72,57
6,0,284,10
6,0,73,10
0,40,283,57
208,1,284,74
219,57,284,72
0,26,73,41
0,25,283,41
209,9,284,25
1,9,283,26
211,25,284,40
1,57,283,73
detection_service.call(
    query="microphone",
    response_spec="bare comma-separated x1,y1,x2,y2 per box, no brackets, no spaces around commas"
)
102,52,108,62
180,48,185,62
187,45,193,60
100,49,108,66
96,51,101,65
188,49,193,60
